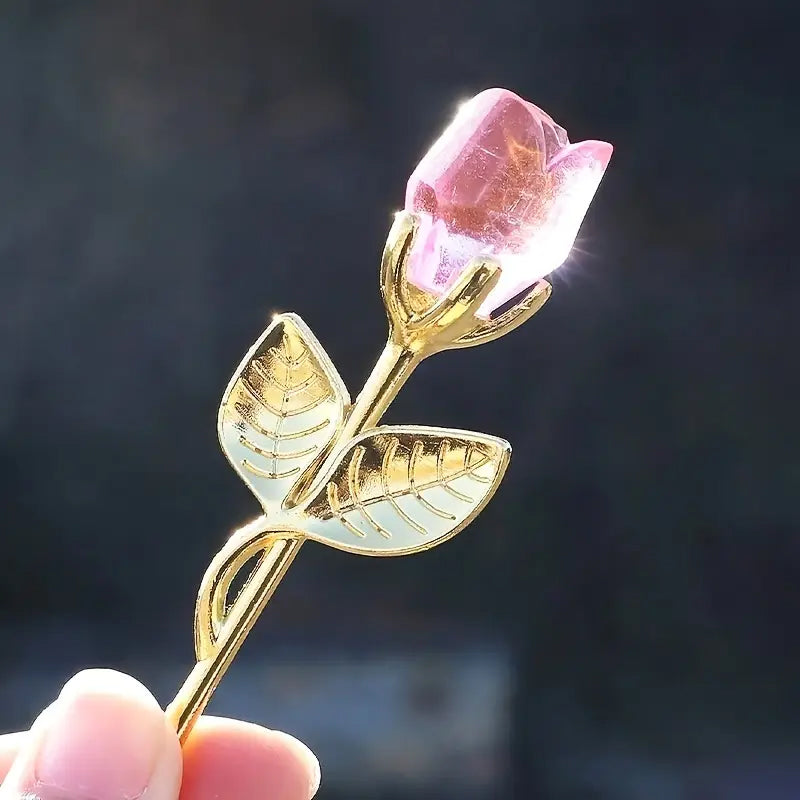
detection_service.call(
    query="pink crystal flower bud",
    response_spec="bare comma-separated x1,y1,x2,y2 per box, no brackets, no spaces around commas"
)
405,88,612,317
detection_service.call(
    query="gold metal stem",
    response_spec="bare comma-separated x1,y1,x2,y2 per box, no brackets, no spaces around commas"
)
166,535,303,742
340,340,421,440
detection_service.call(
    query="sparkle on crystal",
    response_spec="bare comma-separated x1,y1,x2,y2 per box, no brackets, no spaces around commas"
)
405,87,613,316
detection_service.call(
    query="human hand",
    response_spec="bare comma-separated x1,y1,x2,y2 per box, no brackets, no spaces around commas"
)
0,670,320,800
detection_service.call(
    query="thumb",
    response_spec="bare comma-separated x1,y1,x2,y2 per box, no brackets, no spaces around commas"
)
0,670,181,800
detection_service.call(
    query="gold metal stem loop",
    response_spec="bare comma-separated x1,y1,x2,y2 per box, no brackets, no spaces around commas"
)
167,526,303,742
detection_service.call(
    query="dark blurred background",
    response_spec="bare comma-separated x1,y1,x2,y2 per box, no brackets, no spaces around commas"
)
1,1,798,798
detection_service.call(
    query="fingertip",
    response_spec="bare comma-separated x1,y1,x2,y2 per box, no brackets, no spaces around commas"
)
0,669,181,800
57,669,161,709
181,717,320,800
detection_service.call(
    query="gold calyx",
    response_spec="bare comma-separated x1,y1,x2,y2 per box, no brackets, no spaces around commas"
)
380,211,552,355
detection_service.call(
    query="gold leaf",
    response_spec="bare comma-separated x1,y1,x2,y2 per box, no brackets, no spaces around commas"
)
218,314,349,512
302,425,510,555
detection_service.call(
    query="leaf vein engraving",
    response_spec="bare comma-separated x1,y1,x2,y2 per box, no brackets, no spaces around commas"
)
463,443,493,483
250,360,321,396
409,440,456,521
238,435,317,461
270,348,310,369
233,404,330,440
381,438,427,534
220,316,348,512
327,482,368,538
240,376,331,417
241,459,301,480
349,446,392,539
437,440,475,503
271,335,291,474
329,438,497,517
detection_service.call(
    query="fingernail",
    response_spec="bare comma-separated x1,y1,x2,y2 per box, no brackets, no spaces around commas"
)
16,671,167,800
282,734,320,799
308,751,321,799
